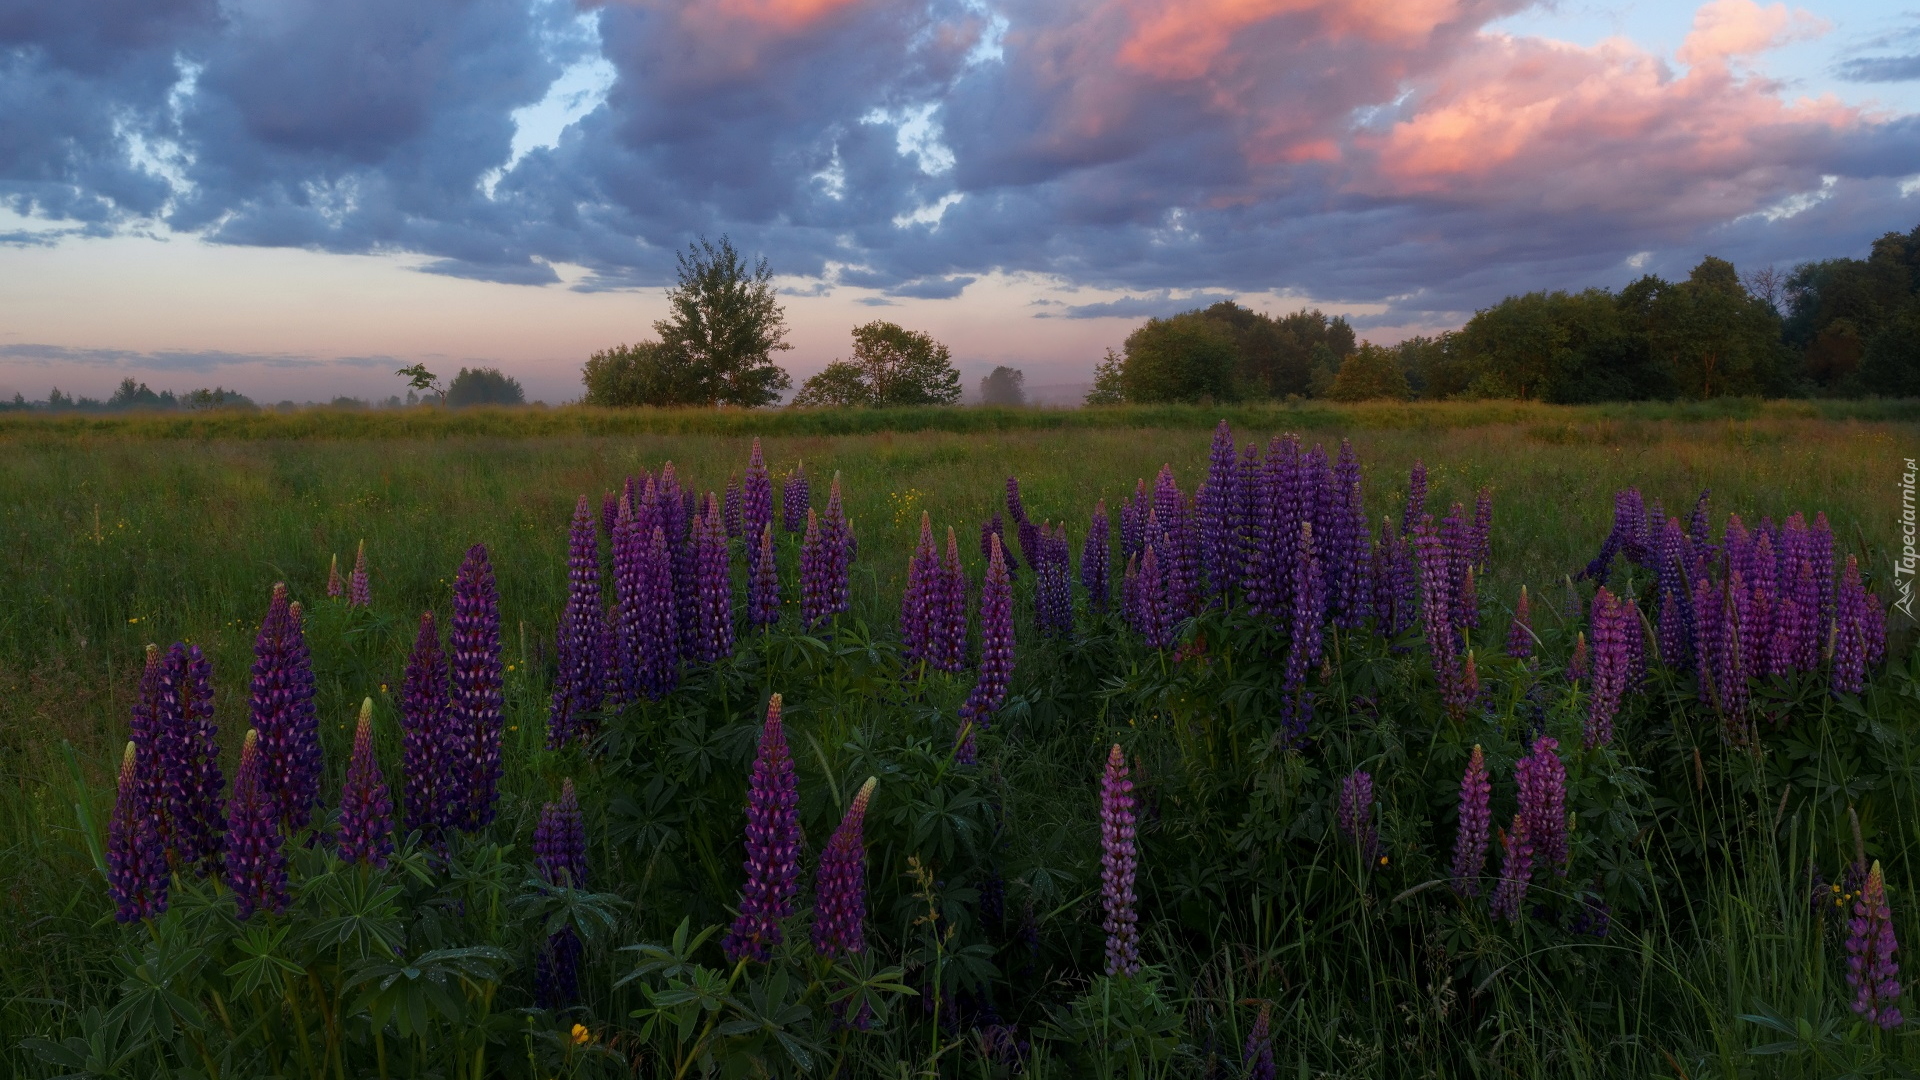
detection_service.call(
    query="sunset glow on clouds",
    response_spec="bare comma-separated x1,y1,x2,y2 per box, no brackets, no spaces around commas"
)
1,0,1916,399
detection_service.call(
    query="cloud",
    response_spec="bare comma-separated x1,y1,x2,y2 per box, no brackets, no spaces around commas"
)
1057,291,1238,318
1837,55,1920,83
0,343,329,370
0,0,1916,330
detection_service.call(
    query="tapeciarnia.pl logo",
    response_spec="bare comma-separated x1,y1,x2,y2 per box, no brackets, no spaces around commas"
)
1898,458,1916,619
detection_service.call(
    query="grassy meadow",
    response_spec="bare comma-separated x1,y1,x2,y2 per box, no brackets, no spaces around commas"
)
0,400,1915,1077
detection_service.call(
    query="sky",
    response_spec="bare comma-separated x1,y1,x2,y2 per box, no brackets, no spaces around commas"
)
2,0,1918,404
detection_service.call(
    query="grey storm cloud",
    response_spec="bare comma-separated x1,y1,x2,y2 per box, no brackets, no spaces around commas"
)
3,0,1919,328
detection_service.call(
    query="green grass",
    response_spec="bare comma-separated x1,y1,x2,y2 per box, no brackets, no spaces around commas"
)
0,402,1914,1077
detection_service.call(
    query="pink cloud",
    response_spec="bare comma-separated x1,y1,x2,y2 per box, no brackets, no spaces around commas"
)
1676,0,1828,70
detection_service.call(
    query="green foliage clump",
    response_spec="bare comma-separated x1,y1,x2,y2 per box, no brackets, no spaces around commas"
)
791,321,961,408
445,367,526,407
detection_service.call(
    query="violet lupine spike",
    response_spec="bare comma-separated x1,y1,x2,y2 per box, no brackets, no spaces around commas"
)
600,492,618,540
1259,435,1303,623
1243,1002,1276,1080
1451,745,1492,896
534,777,588,889
694,494,734,663
822,473,853,617
1372,518,1417,639
1847,860,1905,1029
1402,460,1427,536
1035,523,1074,637
724,695,802,964
157,643,224,874
1586,588,1631,749
1135,543,1174,650
1328,439,1371,629
549,495,605,750
250,583,321,834
744,439,773,553
1507,587,1534,660
1005,474,1029,526
1237,441,1263,591
1655,518,1695,667
723,475,743,540
782,463,809,534
611,500,643,706
1658,588,1691,669
349,540,371,608
1470,488,1493,573
801,509,832,632
1812,511,1836,626
451,543,505,831
327,554,344,599
812,776,878,957
1687,489,1714,560
637,525,680,699
1441,504,1478,632
1335,769,1377,859
338,699,395,869
107,742,168,923
400,611,452,839
1833,555,1870,696
749,524,781,629
959,534,1016,746
1747,532,1777,677
1304,444,1336,613
1081,500,1112,612
658,465,699,662
129,644,175,867
1198,420,1240,605
1413,517,1465,719
980,513,1020,580
932,527,969,673
1281,521,1325,741
1153,464,1197,616
226,730,289,920
1489,812,1533,923
1119,479,1148,564
1099,744,1140,978
1516,736,1569,876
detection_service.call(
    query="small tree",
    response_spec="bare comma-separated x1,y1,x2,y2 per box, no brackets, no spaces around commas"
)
979,365,1026,406
581,342,706,407
395,363,444,403
445,367,525,407
792,322,961,407
654,236,793,407
1327,343,1412,402
1085,349,1127,405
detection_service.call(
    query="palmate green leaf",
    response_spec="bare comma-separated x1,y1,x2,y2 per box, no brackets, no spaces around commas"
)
618,917,723,986
22,1006,147,1080
108,938,207,1043
345,945,513,1038
300,870,406,960
224,923,304,997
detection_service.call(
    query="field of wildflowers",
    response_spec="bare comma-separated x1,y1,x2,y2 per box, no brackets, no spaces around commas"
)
0,407,1914,1078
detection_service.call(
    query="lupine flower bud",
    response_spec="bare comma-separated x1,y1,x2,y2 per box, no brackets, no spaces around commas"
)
1489,813,1533,923
1586,588,1630,748
251,583,321,833
549,496,605,749
1243,1001,1276,1080
1847,860,1904,1029
1099,744,1140,977
744,440,773,545
958,534,1015,759
338,699,394,868
349,540,371,608
782,463,809,534
1451,745,1491,895
1507,587,1534,659
1335,769,1377,858
1082,501,1112,611
451,544,504,830
813,777,878,957
401,611,453,839
227,730,289,920
326,554,344,599
600,491,618,539
1568,632,1590,682
107,742,168,922
1516,736,1568,875
725,696,802,963
749,524,780,628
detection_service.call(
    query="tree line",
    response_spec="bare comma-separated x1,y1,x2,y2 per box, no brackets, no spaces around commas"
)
1088,222,1920,404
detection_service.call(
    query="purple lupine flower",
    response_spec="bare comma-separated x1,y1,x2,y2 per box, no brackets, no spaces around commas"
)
1034,523,1073,637
822,473,853,618
1582,490,1635,584
1699,574,1751,734
1470,488,1493,573
611,499,643,705
958,534,1015,756
1119,479,1148,564
744,439,773,552
1006,474,1029,527
749,523,780,629
1847,860,1905,1029
1413,517,1465,719
1507,587,1534,660
400,611,452,839
1812,511,1836,627
1243,1002,1276,1080
782,463,809,534
327,554,344,599
1440,504,1478,631
534,930,584,1012
1686,489,1714,561
1134,543,1174,650
812,776,878,957
1335,769,1376,859
801,509,833,632
723,475,743,540
1153,464,1197,615
1281,521,1325,741
1655,519,1695,668
659,464,700,661
1747,531,1778,677
549,495,605,750
694,494,734,663
1099,743,1140,978
1008,476,1039,569
1658,588,1690,669
1402,460,1426,536
349,541,371,608
107,742,168,923
133,644,178,867
636,525,679,699
932,527,969,673
1515,736,1568,876
1833,555,1870,696
251,583,321,834
600,491,618,539
1327,440,1371,629
1587,588,1630,749
1237,440,1263,587
981,512,1020,580
1304,444,1336,610
226,730,289,920
338,699,395,868
157,643,225,875
534,777,588,889
1198,420,1241,605
1371,518,1416,639
1081,500,1112,612
451,544,505,831
1451,745,1491,896
724,695,802,963
1489,813,1533,923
